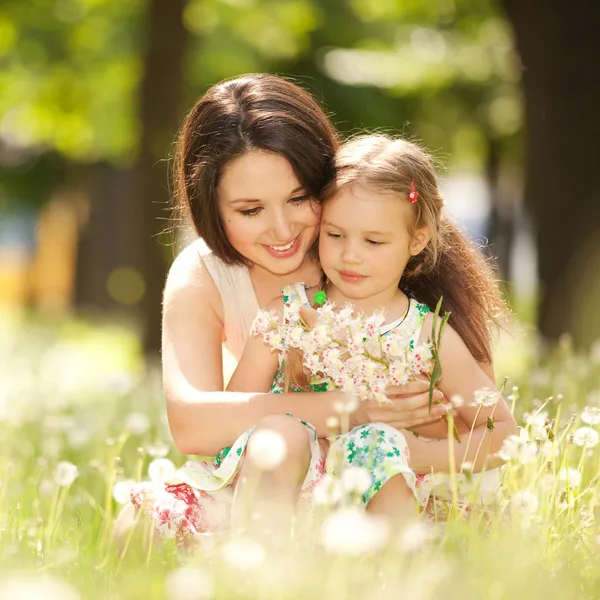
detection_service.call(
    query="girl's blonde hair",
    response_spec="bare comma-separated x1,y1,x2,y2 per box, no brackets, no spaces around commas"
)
284,134,507,391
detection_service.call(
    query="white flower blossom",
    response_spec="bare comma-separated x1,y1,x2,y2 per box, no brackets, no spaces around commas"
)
312,474,343,506
497,431,538,463
472,387,500,408
112,479,137,504
321,507,390,556
246,429,287,471
558,467,582,488
148,458,176,483
53,461,79,487
340,466,372,496
221,538,266,571
125,412,150,435
0,574,81,600
511,491,539,516
165,566,213,600
581,406,600,426
573,427,600,448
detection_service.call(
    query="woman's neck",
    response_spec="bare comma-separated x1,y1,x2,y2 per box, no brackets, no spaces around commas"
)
325,283,409,323
249,257,322,307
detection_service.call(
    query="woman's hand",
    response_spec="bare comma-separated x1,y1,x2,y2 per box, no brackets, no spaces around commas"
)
350,379,450,430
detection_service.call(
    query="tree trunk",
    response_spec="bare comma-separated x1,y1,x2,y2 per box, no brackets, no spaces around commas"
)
134,0,188,356
502,0,600,346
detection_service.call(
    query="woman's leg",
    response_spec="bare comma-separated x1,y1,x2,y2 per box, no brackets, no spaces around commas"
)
231,414,311,536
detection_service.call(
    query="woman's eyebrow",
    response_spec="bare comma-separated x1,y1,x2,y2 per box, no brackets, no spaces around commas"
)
229,186,306,205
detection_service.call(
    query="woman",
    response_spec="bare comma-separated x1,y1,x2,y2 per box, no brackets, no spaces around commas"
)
118,74,452,545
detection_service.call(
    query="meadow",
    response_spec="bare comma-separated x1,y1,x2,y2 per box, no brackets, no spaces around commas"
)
1,311,600,600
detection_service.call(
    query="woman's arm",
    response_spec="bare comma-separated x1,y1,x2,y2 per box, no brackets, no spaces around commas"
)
163,245,453,456
406,321,517,474
162,245,343,455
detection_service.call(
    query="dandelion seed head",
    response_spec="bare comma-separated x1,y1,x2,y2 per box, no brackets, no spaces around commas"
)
246,429,287,471
221,538,266,571
321,507,389,556
581,406,600,426
112,479,137,504
0,574,81,600
125,412,150,435
558,468,582,488
148,458,176,483
165,566,213,600
147,441,170,458
573,427,599,448
340,466,372,496
53,461,79,487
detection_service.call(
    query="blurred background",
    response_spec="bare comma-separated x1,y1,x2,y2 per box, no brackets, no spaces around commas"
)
1,0,599,363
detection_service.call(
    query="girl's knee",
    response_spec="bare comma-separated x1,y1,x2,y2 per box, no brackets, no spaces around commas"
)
252,414,310,458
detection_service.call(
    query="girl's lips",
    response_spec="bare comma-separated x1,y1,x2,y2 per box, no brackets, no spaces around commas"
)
338,270,367,283
263,235,301,258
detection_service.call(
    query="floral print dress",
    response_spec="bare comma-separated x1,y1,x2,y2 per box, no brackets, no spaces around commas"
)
131,283,499,545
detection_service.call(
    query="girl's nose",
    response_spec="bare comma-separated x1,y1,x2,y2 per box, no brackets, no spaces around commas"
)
341,241,362,264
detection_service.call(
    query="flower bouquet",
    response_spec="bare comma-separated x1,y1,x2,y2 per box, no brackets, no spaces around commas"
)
253,295,459,441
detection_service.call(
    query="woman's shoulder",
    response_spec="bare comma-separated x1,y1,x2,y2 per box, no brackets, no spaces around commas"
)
164,240,223,314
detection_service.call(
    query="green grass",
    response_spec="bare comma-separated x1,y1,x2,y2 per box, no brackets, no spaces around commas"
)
2,313,600,599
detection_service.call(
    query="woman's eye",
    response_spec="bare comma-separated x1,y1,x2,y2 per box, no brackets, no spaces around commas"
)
239,207,262,217
290,195,310,205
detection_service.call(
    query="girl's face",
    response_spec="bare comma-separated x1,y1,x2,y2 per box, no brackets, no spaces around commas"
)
319,184,428,304
218,150,321,275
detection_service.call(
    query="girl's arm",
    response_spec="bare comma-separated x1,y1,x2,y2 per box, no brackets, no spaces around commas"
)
406,319,517,474
163,244,453,456
225,299,281,393
163,245,349,456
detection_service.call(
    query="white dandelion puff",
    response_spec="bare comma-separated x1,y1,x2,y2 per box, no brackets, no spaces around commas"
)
558,467,582,488
53,462,79,487
573,427,599,448
320,507,390,556
340,466,372,496
148,458,176,483
221,538,266,571
581,406,600,426
112,479,137,504
246,429,288,471
164,566,213,600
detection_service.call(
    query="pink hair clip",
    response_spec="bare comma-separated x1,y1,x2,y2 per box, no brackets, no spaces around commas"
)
408,178,419,204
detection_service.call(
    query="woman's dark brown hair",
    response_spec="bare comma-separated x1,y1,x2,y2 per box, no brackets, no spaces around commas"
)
173,74,339,265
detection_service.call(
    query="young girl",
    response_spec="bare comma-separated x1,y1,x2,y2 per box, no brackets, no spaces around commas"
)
166,134,517,527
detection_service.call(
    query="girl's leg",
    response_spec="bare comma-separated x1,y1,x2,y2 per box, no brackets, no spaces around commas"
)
231,414,311,537
112,502,161,557
366,473,417,526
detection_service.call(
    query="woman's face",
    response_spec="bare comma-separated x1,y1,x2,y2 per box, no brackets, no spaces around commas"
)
218,150,321,275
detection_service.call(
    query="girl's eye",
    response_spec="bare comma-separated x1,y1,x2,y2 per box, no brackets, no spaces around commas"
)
239,207,262,217
327,232,341,239
290,195,310,205
367,240,384,246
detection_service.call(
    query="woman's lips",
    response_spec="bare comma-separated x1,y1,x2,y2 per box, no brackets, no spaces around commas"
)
263,235,301,258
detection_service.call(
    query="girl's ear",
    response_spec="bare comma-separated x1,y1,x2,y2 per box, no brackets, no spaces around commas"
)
410,224,430,256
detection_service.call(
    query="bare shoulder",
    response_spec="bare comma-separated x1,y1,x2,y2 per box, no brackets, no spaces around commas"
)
163,240,223,320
